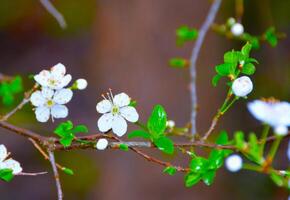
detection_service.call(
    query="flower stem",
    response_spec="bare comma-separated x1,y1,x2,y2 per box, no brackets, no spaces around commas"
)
266,135,282,164
259,124,270,156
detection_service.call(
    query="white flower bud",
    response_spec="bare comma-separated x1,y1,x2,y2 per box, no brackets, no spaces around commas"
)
232,76,253,97
76,79,88,90
274,125,288,136
166,120,175,129
227,17,236,27
225,154,242,172
96,138,108,150
231,23,244,36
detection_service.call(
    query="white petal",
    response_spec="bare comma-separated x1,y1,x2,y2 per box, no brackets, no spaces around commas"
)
97,113,113,132
51,105,68,119
272,102,290,126
112,115,127,137
34,70,50,87
120,106,139,122
76,79,88,90
96,138,109,150
2,159,22,174
41,87,54,99
53,89,73,104
274,125,288,136
0,145,7,162
51,63,66,78
248,100,271,123
96,99,112,114
30,91,46,107
35,106,50,123
57,74,72,89
113,93,130,107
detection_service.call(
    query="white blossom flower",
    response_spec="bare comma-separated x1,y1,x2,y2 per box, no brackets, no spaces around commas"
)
232,76,253,97
0,144,22,175
30,87,73,122
231,23,244,36
75,79,88,90
96,91,139,137
34,63,72,90
225,154,242,172
96,138,109,150
248,100,290,136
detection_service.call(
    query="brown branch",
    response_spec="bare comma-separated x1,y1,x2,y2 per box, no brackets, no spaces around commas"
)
48,150,63,200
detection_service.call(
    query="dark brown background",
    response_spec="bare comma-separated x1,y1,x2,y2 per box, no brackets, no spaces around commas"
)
0,0,289,199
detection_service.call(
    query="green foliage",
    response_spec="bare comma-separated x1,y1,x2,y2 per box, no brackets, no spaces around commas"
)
0,76,23,106
128,105,175,155
169,58,188,68
212,43,257,86
184,131,232,187
264,27,278,47
176,26,198,46
62,167,74,176
163,166,177,176
119,144,129,151
128,100,137,107
270,172,290,189
54,121,89,147
0,169,14,182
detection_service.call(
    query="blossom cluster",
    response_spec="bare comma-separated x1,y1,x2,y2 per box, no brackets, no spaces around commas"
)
0,144,22,175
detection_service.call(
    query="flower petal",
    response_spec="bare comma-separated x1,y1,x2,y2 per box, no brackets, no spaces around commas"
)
112,115,127,137
57,74,72,89
272,102,290,126
113,93,130,107
53,89,73,104
35,106,50,123
51,105,68,119
120,106,139,122
41,87,54,99
0,145,7,163
96,99,112,114
248,100,271,124
34,70,50,87
97,113,113,132
30,91,46,107
2,159,22,174
51,63,66,78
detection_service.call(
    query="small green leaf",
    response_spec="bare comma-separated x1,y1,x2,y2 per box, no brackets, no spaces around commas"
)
128,130,151,139
212,74,222,87
234,131,245,150
0,169,14,182
190,157,208,173
54,121,73,137
72,125,89,134
216,131,228,145
270,173,284,187
10,76,23,93
184,172,201,187
60,135,74,147
202,170,216,186
62,167,74,176
129,100,137,107
169,58,188,68
215,63,234,76
224,51,244,64
163,166,177,176
265,27,278,47
208,150,224,169
241,43,252,57
119,144,129,151
147,105,167,138
154,136,174,154
176,26,198,46
242,63,256,75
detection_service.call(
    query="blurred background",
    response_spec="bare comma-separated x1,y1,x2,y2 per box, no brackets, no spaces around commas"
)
0,0,289,199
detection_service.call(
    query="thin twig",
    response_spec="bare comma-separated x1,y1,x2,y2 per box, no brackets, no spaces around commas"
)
39,0,67,29
17,172,48,176
189,0,223,136
48,150,63,200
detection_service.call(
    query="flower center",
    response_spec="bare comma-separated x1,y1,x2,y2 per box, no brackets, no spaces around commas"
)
46,100,55,107
111,105,119,115
49,79,57,86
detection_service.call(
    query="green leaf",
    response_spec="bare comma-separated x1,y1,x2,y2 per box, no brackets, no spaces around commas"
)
0,169,14,182
242,63,256,75
208,150,224,169
224,51,244,64
241,43,252,57
163,166,177,176
184,172,201,187
234,131,245,150
215,63,235,76
202,170,216,186
154,136,174,154
119,144,129,151
265,27,278,47
270,173,284,187
169,58,188,68
10,76,23,93
190,157,209,173
129,100,137,107
72,125,89,134
54,121,73,137
62,167,74,176
128,130,151,139
176,26,198,46
216,131,229,145
60,135,74,147
147,105,167,138
212,74,222,87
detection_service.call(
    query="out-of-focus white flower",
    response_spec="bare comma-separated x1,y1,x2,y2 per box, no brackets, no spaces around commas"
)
232,76,253,97
248,100,290,136
231,23,244,36
225,154,243,172
30,87,73,122
0,144,22,175
96,138,109,150
166,120,175,129
75,79,88,90
96,91,139,137
34,63,72,90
